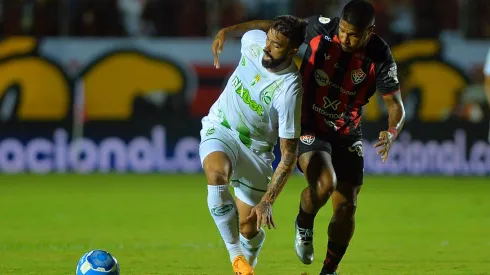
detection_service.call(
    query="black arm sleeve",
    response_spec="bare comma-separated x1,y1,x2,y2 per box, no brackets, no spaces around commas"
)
375,45,401,95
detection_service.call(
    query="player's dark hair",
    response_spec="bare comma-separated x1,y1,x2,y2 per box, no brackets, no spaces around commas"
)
270,15,307,49
341,0,375,30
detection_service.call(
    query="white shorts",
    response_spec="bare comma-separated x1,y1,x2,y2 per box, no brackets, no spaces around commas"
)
199,118,274,206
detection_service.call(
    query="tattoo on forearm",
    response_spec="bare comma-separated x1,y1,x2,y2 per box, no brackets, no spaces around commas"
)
263,138,298,203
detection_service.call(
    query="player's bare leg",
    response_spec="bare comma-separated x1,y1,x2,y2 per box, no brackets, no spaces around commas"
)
294,151,337,264
320,183,361,275
236,198,266,268
203,152,254,275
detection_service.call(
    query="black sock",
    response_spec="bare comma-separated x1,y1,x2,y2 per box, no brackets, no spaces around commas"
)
321,240,348,273
296,204,316,229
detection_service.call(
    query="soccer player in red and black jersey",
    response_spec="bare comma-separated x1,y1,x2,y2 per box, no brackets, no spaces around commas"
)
211,1,406,274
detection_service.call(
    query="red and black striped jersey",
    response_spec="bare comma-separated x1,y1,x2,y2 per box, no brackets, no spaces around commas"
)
300,16,400,139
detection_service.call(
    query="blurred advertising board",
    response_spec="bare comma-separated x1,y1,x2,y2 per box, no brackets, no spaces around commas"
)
0,37,488,175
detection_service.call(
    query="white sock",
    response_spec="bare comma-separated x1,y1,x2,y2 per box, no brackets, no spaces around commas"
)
240,228,266,268
207,185,243,263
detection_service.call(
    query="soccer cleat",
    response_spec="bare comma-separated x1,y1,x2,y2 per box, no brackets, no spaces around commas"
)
320,272,338,275
232,255,255,275
295,221,314,264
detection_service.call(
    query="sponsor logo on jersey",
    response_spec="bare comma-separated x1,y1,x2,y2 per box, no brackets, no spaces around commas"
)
314,69,355,95
351,68,367,84
300,134,316,145
354,52,366,60
313,104,345,119
260,90,272,105
250,74,260,87
388,65,399,83
323,97,340,110
315,69,329,86
231,76,264,116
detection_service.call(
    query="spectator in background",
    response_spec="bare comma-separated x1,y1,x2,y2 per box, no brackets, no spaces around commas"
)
176,0,207,36
1,0,59,36
220,0,247,28
240,0,291,20
141,0,178,36
389,0,415,44
118,0,149,36
293,0,328,19
71,0,125,36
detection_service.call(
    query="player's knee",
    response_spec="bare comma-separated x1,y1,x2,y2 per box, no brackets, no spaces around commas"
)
335,201,357,217
315,171,337,202
239,219,258,239
205,170,229,186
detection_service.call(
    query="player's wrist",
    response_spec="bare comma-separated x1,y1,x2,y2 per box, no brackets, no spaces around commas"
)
387,126,398,140
261,198,274,205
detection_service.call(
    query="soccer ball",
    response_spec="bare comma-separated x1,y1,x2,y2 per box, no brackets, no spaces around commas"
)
76,249,120,275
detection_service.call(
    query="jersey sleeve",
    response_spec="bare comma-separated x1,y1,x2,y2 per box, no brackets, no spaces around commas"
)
241,30,266,49
375,45,401,95
303,15,336,44
272,81,303,139
484,48,490,76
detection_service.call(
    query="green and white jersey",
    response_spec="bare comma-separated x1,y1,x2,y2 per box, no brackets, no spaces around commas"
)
205,30,303,152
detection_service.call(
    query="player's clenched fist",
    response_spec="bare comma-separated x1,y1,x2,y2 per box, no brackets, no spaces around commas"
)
374,128,397,163
212,29,226,69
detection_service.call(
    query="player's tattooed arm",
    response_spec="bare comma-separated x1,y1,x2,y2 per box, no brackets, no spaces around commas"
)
221,20,273,37
212,20,273,68
262,138,299,204
248,138,298,229
383,91,406,136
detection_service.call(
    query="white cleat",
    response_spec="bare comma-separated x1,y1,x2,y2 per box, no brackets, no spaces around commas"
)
294,221,314,264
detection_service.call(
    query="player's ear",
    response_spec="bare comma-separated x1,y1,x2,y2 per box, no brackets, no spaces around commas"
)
288,47,299,57
368,25,375,36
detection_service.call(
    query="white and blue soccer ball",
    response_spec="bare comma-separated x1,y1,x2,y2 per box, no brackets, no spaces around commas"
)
76,249,120,275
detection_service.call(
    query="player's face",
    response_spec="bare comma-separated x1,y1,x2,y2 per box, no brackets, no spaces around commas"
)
262,28,293,69
338,20,373,52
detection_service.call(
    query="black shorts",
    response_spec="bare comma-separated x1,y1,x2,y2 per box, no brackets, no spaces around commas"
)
297,135,364,186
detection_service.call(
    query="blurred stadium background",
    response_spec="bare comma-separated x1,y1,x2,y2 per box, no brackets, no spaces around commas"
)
0,0,489,274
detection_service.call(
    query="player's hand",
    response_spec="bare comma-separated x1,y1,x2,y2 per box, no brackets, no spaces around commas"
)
373,130,395,163
212,29,226,69
247,201,276,230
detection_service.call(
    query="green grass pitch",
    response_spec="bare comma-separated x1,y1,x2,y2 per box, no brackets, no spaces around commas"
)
0,174,489,275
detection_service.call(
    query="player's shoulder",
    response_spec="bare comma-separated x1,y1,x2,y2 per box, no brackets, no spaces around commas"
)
306,15,339,28
241,30,266,46
365,34,394,63
305,15,339,36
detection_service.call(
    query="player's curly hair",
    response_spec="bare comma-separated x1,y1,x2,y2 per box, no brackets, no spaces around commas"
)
341,0,376,29
270,15,308,49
